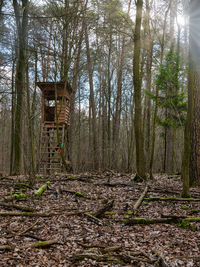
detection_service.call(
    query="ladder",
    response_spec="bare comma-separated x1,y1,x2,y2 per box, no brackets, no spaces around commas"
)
39,122,65,174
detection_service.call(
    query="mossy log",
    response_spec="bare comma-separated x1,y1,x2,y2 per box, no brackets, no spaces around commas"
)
93,200,114,218
183,217,200,222
34,182,50,197
188,209,200,214
0,201,34,212
100,246,121,254
32,239,58,248
144,197,200,202
72,253,154,264
125,216,200,225
77,242,121,253
133,184,148,214
0,210,84,217
161,214,189,219
23,239,58,249
14,182,32,189
13,193,27,200
72,253,125,264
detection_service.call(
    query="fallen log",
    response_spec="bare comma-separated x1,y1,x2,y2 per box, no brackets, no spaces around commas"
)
188,209,200,214
144,197,200,202
34,182,50,197
0,201,34,212
0,240,59,250
93,200,114,218
14,182,33,190
0,245,12,251
23,239,59,249
72,253,125,264
21,233,46,241
125,217,177,225
72,252,153,264
77,242,121,253
172,256,200,261
84,212,103,226
161,214,189,219
125,216,200,225
133,184,148,215
97,182,135,188
0,210,84,217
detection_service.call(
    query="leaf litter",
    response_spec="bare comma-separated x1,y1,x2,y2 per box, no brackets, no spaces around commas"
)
0,172,199,266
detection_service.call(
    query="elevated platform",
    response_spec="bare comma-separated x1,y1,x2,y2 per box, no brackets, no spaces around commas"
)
39,122,66,174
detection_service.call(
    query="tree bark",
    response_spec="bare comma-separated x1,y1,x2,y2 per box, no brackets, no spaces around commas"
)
81,0,99,169
133,0,146,180
189,0,200,187
143,0,152,171
12,0,29,174
165,0,177,174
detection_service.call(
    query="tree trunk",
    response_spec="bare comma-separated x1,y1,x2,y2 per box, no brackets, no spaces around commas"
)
12,0,29,175
112,0,132,170
133,0,146,180
165,0,177,173
69,27,83,171
26,61,35,185
149,3,170,178
143,0,152,171
81,1,99,169
189,2,200,186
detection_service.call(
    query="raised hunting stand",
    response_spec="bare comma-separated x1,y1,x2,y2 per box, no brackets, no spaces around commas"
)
37,82,72,174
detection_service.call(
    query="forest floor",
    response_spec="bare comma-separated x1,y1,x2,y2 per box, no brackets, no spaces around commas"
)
0,172,200,267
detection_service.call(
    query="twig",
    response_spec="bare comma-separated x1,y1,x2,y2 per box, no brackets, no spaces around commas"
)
19,219,40,235
133,184,148,215
0,201,34,212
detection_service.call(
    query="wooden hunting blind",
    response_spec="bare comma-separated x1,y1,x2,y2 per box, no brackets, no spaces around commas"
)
37,82,72,174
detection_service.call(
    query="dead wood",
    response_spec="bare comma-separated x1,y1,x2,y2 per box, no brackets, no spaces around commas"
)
188,209,200,214
0,245,12,251
125,216,200,225
19,219,40,235
153,250,170,267
21,233,46,241
77,242,121,253
23,239,59,248
144,197,200,202
97,182,135,187
125,217,178,225
161,214,189,219
100,246,121,254
72,252,154,264
83,212,103,226
172,256,200,261
133,184,148,214
0,201,34,212
0,210,84,217
93,200,114,218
